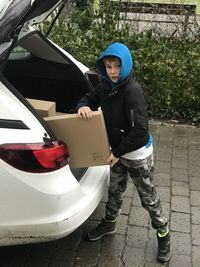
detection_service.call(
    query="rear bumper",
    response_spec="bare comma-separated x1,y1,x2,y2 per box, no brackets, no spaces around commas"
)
0,166,110,246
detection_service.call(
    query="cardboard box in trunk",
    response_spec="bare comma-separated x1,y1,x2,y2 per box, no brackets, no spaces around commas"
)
44,111,110,168
27,98,56,117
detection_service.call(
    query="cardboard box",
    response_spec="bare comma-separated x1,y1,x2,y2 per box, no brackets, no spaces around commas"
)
27,98,56,117
44,111,110,168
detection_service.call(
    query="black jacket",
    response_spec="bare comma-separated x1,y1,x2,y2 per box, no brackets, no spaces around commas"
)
78,76,149,158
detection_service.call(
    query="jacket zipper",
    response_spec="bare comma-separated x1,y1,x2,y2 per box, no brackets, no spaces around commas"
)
130,109,134,127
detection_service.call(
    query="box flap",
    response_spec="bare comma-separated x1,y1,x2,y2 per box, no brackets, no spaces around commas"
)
27,98,56,117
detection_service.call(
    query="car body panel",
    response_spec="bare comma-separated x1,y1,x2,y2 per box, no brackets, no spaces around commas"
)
0,80,49,143
0,162,109,246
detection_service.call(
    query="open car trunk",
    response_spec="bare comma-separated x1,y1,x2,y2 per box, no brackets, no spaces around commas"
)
2,30,97,179
2,30,94,114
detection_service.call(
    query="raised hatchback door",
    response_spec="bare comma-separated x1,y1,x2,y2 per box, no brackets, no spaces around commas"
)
0,0,66,67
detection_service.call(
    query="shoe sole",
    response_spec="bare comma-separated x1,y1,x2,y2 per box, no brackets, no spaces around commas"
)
88,228,116,241
158,255,171,263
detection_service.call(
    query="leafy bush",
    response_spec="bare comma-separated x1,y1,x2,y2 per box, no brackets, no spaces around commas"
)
131,33,200,123
43,1,131,66
43,1,200,124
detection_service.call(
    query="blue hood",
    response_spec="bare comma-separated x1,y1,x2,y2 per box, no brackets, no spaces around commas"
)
96,42,133,86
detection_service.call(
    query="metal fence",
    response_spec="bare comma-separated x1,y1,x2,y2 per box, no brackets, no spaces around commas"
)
59,0,200,38
105,1,200,38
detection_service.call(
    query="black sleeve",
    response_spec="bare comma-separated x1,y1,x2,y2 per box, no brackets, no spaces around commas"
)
112,83,149,157
77,84,101,111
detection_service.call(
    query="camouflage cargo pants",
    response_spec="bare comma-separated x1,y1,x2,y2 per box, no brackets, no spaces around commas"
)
106,154,168,230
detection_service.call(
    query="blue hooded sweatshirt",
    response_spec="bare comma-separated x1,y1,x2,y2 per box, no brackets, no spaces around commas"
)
96,42,133,88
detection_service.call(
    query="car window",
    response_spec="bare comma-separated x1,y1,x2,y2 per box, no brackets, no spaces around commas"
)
12,46,28,53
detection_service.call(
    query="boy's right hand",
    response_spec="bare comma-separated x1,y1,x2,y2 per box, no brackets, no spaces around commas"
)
78,106,93,120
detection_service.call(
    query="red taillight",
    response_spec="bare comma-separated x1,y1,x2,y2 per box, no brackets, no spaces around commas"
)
0,141,69,173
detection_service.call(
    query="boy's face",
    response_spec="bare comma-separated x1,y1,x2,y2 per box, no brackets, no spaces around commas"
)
103,57,121,83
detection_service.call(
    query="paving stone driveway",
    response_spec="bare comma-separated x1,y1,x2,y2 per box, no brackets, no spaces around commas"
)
0,123,199,267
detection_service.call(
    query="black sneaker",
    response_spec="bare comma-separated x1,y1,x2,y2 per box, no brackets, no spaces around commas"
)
157,232,171,263
88,218,116,241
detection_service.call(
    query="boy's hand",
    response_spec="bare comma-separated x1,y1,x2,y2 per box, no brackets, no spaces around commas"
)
107,153,119,167
78,106,93,120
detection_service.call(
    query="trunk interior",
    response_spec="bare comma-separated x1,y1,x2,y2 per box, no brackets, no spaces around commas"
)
2,31,92,114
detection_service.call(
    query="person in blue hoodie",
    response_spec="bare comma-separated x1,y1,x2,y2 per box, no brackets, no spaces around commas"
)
77,42,170,263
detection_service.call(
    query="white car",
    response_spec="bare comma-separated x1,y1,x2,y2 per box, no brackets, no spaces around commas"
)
0,0,109,246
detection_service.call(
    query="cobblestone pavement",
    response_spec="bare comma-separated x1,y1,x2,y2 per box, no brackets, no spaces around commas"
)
0,123,199,267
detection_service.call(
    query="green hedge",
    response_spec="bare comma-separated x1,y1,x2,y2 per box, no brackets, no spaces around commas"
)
131,33,200,123
44,3,200,124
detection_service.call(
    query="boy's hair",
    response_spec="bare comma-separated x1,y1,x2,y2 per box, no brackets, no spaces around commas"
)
103,56,120,64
